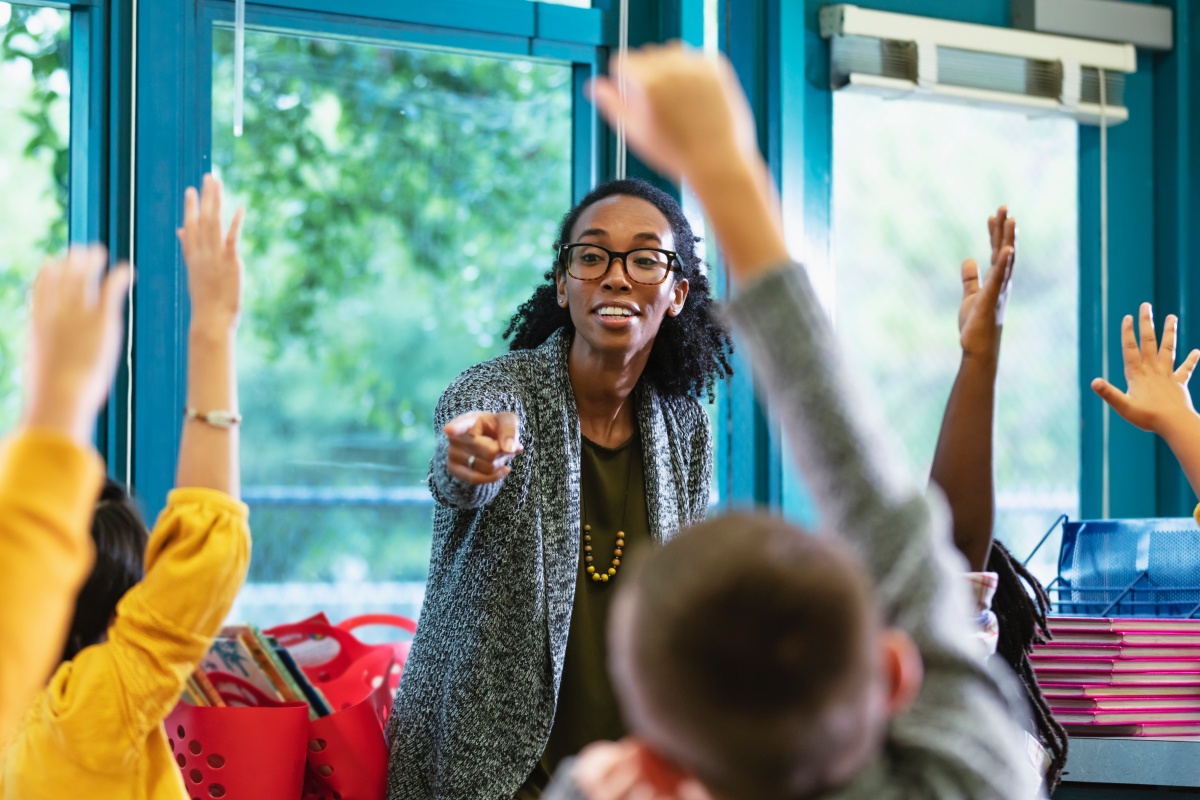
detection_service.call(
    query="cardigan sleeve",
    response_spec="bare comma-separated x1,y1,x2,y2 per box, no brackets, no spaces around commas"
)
429,361,529,510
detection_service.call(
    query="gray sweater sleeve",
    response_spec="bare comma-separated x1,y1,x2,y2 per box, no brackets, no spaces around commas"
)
427,362,527,510
543,264,1038,800
724,264,1039,800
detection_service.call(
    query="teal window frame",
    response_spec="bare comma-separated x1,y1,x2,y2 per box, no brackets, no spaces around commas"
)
130,0,692,515
4,0,132,475
719,0,1200,526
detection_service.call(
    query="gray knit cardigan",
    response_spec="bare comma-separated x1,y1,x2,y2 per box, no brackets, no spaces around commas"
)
385,327,713,800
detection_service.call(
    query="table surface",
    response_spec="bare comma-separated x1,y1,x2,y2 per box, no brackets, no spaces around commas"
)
1063,737,1200,786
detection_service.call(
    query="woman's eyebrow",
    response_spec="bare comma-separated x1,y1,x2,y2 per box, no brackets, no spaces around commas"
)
575,229,664,245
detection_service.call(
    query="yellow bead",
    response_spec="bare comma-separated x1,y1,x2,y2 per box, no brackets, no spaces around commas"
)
585,555,593,563
584,545,592,553
593,573,602,582
607,568,616,576
616,539,625,548
614,548,623,557
584,525,591,532
587,565,595,574
584,534,592,542
600,574,609,582
612,558,620,566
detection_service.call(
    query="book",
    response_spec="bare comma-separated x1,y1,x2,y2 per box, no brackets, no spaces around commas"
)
1049,617,1200,633
1034,643,1200,659
190,668,225,707
1031,656,1200,672
1043,684,1200,699
272,640,332,717
1051,697,1200,711
1034,671,1200,685
200,632,286,702
1048,631,1200,646
1065,722,1200,738
1056,710,1200,724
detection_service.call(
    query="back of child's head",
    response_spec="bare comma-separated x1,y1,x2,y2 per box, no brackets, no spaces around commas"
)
62,478,149,661
610,512,888,800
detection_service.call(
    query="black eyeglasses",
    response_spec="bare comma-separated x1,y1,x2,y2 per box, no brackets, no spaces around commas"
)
558,243,679,286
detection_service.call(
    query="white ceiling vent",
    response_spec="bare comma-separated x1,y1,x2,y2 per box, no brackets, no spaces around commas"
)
819,4,1137,125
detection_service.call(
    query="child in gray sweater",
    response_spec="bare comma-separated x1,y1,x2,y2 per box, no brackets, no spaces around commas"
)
540,44,1041,800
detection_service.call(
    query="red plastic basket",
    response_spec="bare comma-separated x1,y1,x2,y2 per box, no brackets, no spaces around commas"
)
165,701,310,800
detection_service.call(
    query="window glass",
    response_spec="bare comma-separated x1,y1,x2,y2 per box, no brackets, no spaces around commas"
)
832,92,1079,583
212,30,574,629
0,2,70,431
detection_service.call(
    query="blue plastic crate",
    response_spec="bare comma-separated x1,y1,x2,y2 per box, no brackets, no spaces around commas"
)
1042,516,1200,618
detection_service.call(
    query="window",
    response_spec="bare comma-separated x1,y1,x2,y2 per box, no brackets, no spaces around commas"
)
832,92,1079,582
212,29,574,627
0,2,70,432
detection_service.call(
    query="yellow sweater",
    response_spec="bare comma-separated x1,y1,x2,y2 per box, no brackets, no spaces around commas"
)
1195,503,1200,526
0,489,250,800
0,432,102,744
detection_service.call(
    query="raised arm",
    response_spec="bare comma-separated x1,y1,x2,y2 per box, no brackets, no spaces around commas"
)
588,45,1038,800
35,177,251,770
1092,303,1200,503
0,247,129,741
177,174,244,495
928,210,1015,570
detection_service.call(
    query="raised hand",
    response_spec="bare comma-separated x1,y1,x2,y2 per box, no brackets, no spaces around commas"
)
21,246,133,445
1092,303,1200,435
589,43,758,186
570,739,712,800
444,410,523,486
178,174,244,332
957,206,1016,362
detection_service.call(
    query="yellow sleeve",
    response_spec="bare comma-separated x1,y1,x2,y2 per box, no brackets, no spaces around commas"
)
0,431,102,744
35,489,250,773
1194,503,1200,526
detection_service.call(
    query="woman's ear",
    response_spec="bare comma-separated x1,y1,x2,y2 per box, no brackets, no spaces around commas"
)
556,270,569,308
668,278,689,317
881,627,923,717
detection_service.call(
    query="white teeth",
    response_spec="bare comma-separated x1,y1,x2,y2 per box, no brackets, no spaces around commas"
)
598,307,634,317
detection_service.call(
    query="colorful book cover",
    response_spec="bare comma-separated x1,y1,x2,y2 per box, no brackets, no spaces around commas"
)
271,640,332,717
1035,671,1200,685
1031,655,1200,672
1043,684,1200,699
200,632,286,702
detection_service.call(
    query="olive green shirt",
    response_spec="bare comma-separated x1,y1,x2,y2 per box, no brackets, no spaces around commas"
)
515,429,650,798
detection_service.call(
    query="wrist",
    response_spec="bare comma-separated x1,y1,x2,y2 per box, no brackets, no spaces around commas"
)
20,393,94,446
959,350,1001,374
1157,407,1200,444
189,319,237,344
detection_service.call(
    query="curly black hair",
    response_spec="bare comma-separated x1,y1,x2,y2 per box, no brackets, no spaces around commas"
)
504,179,734,400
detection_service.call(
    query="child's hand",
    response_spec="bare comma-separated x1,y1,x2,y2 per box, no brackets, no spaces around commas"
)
957,206,1015,363
178,174,244,333
572,739,712,800
443,410,524,486
1092,303,1200,435
589,43,758,187
21,246,133,445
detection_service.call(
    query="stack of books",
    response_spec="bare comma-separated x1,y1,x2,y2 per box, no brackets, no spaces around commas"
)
182,623,333,720
1033,617,1200,737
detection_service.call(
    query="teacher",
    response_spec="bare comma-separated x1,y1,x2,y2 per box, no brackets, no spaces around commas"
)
386,178,734,800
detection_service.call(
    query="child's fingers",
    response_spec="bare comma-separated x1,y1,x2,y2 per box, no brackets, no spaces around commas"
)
1160,314,1179,367
182,187,201,247
1138,302,1159,362
1092,377,1134,418
1177,349,1200,384
225,207,245,256
1120,314,1140,369
960,258,980,300
200,175,221,244
589,77,631,132
99,264,133,321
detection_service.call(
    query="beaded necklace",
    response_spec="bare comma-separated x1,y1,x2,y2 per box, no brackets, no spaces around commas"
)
581,438,634,584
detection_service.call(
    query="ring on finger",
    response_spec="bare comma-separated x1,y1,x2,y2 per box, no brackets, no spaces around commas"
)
466,454,476,470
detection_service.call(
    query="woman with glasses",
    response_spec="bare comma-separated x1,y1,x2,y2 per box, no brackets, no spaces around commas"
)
386,178,733,800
